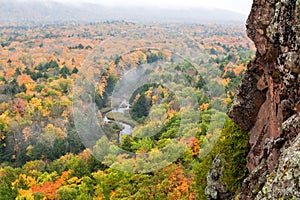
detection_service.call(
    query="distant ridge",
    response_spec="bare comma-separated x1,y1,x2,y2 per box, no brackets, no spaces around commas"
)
0,0,246,24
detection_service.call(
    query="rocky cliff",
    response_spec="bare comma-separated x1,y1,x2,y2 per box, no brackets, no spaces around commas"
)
228,0,300,199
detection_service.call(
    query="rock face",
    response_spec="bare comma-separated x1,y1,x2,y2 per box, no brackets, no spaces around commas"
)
256,133,300,199
205,155,234,200
228,0,300,199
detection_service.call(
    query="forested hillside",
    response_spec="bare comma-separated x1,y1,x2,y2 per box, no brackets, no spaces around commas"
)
0,22,255,199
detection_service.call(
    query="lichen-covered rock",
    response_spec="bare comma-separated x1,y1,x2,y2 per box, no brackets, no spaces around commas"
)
256,134,300,199
238,161,268,200
205,155,234,200
228,0,300,198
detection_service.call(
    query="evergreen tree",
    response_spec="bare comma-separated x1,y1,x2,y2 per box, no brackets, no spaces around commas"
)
60,66,71,78
14,68,21,78
131,94,150,122
72,67,79,74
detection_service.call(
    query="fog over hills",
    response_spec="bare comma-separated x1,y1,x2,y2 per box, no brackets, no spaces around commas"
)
0,0,247,24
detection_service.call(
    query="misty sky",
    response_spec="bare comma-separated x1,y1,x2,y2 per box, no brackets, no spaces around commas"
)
51,0,253,14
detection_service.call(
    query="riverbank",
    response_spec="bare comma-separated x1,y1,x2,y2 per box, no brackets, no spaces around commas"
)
106,112,137,127
100,107,113,114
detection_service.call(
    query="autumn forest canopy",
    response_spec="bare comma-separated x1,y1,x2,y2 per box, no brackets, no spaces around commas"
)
0,20,255,199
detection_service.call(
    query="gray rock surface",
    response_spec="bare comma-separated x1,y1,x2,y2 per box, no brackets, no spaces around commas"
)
205,155,234,200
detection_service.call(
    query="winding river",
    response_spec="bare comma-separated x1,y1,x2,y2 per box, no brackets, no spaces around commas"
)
104,99,133,137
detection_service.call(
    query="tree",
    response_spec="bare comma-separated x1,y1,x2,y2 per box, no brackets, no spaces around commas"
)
31,170,72,199
59,66,71,78
39,124,66,148
66,127,84,155
120,135,132,152
48,60,59,69
146,53,159,63
77,44,84,49
130,94,151,122
0,167,19,199
56,186,78,199
210,48,218,55
13,98,26,114
14,68,21,78
34,84,44,92
4,79,22,95
223,70,237,79
0,119,10,163
196,75,206,89
66,156,90,178
71,67,78,74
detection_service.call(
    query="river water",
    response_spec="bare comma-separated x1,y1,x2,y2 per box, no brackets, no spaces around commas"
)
104,99,133,137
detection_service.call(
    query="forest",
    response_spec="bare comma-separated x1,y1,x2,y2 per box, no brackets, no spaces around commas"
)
0,21,255,199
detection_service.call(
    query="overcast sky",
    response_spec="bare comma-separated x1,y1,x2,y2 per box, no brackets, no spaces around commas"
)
51,0,253,15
